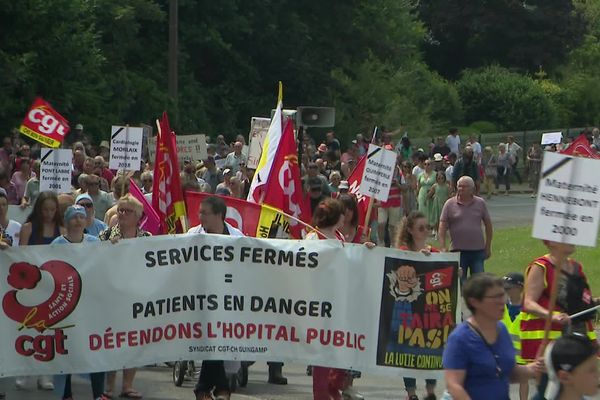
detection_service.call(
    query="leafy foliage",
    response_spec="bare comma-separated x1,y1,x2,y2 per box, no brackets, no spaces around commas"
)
456,66,557,130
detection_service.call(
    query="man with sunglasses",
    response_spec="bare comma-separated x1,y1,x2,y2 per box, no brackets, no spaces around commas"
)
85,174,114,221
75,193,107,237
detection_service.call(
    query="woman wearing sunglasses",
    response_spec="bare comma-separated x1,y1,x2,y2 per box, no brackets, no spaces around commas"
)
443,273,541,400
396,210,438,399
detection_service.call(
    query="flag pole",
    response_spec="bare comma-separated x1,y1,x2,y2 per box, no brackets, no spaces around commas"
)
361,126,379,240
262,204,325,238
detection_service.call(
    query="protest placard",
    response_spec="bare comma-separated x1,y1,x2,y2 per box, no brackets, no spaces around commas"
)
19,97,70,148
39,148,72,193
109,126,144,171
148,134,208,165
359,144,397,202
0,235,459,379
247,117,271,169
532,151,600,246
541,132,562,145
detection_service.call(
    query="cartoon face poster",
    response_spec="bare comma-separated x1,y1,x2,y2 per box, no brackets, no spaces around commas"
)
376,256,459,370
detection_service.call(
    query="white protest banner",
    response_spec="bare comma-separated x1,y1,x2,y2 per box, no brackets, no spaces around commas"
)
0,235,459,379
109,126,144,171
8,205,30,225
247,117,271,169
39,148,72,193
541,132,562,145
359,144,397,202
532,152,600,246
148,134,208,165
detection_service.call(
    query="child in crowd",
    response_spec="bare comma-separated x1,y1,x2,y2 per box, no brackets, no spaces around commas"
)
429,171,449,238
544,333,599,400
501,273,528,400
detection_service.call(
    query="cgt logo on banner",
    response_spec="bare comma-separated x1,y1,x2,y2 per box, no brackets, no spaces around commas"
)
2,261,82,362
19,97,70,148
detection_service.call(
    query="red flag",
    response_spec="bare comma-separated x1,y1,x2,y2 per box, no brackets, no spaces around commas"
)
185,192,289,238
129,178,162,235
261,119,311,238
19,97,70,148
347,155,369,228
151,112,186,233
560,135,600,159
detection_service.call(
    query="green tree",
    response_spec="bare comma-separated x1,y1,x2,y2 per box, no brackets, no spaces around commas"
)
456,66,557,130
0,0,106,136
418,0,585,79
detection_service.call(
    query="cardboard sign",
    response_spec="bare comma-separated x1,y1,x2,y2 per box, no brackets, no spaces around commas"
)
359,144,397,202
541,132,562,145
39,149,73,193
247,117,271,169
109,126,144,171
19,97,70,148
148,134,208,165
532,152,600,247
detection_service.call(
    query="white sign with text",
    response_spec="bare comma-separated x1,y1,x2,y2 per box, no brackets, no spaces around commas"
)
40,148,72,193
247,117,271,169
532,152,600,246
148,134,208,165
359,144,397,202
109,126,144,171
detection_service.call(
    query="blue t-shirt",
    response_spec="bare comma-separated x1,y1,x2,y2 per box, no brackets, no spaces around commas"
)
84,218,108,237
442,321,515,400
51,234,100,244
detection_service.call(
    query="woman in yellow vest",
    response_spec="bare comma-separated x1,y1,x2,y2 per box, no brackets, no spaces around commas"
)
520,240,597,400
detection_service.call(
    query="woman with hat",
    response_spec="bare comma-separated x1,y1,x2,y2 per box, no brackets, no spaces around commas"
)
51,205,104,399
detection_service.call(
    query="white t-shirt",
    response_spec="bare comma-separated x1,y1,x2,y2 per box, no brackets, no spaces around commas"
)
445,165,454,183
1,220,22,246
187,222,244,237
446,134,461,154
412,165,424,178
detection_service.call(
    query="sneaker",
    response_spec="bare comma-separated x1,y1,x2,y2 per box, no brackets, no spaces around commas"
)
37,376,54,390
424,395,437,400
408,396,419,400
342,386,365,400
15,377,26,389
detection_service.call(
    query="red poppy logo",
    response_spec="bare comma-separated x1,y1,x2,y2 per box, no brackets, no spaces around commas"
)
2,260,82,333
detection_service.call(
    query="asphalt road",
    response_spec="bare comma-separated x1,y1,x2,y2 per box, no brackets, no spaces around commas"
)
0,363,554,400
486,193,536,229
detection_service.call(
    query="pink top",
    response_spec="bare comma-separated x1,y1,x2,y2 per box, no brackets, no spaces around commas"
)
11,171,35,200
440,195,490,251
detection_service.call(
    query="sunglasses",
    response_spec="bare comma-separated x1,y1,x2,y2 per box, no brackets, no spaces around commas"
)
78,202,93,209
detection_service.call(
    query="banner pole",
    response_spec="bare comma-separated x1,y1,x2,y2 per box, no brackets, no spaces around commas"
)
362,196,375,240
535,263,562,381
120,124,130,197
569,304,600,320
261,204,324,238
